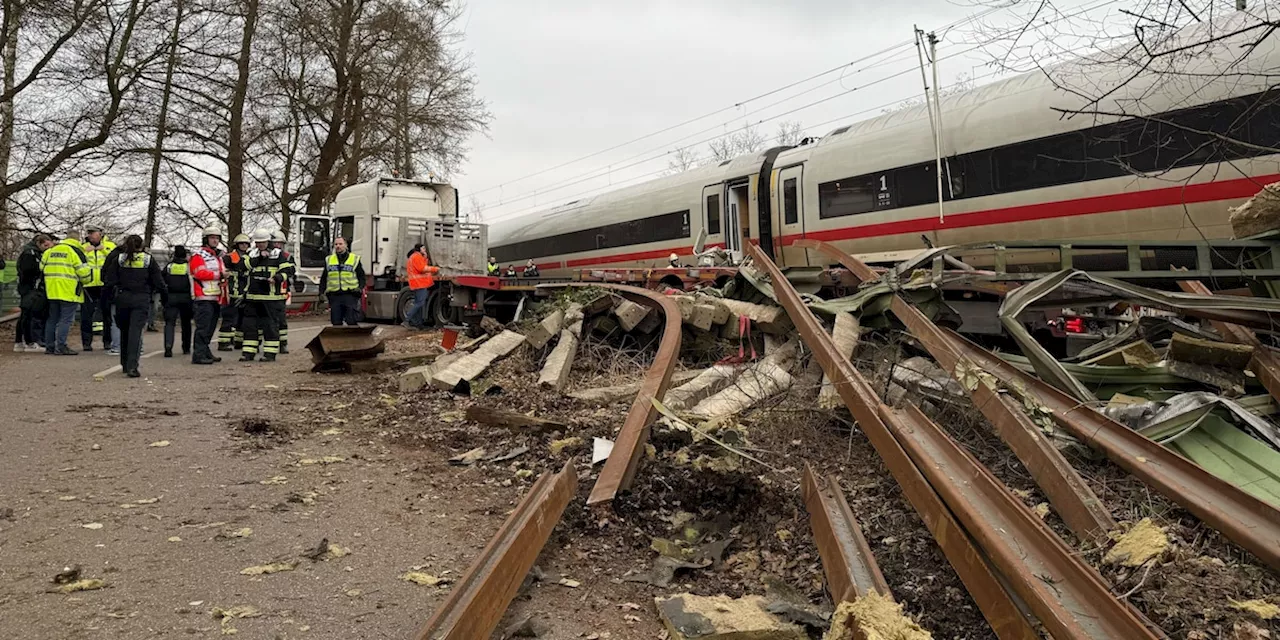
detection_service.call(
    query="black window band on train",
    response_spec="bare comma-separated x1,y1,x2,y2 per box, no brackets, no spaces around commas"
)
491,209,692,263
818,90,1280,219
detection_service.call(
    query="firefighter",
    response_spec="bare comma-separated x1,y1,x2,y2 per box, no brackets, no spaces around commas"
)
487,256,499,276
219,233,251,351
270,230,294,354
188,227,226,365
321,236,365,326
241,230,284,362
161,245,194,357
41,232,93,355
79,225,117,353
102,234,165,378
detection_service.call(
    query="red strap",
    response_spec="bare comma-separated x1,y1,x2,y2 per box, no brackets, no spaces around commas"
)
716,314,756,365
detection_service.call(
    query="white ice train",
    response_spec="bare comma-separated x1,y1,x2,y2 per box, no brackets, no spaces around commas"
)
490,16,1280,274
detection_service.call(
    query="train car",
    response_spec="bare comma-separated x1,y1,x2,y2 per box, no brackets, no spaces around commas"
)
491,14,1280,273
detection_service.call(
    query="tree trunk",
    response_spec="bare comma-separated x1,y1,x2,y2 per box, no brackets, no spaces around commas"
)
0,1,23,247
396,75,412,178
226,0,259,238
302,0,355,216
345,73,363,187
145,0,185,247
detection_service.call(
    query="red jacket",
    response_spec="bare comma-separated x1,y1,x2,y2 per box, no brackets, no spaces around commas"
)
189,246,227,303
406,252,439,290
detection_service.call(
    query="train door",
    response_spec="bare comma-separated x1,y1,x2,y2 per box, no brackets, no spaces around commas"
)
727,180,750,256
702,185,724,251
776,165,807,267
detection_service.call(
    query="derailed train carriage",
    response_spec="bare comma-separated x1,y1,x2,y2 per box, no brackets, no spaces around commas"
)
489,16,1280,275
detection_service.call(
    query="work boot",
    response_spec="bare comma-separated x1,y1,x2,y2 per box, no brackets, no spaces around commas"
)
126,370,141,378
164,350,173,358
217,343,233,352
56,347,79,356
279,345,288,355
82,344,93,352
212,356,222,363
261,354,276,363
240,353,255,362
182,348,191,355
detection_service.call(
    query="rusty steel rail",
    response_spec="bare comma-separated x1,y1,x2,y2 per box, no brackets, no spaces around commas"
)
802,464,891,603
544,282,682,506
747,244,1040,640
749,243,1159,640
416,461,577,640
947,329,1280,571
1178,280,1280,404
802,239,1114,544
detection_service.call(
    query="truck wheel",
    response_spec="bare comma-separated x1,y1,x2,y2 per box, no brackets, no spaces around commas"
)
396,290,416,324
429,287,460,326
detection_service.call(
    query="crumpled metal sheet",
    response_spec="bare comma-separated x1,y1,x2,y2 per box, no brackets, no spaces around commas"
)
1108,391,1280,451
1000,269,1280,402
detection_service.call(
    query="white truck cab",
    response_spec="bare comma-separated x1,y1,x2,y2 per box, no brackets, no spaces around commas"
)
293,177,486,321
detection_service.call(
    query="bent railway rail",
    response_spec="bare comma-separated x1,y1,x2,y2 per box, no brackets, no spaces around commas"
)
415,462,577,640
802,464,891,603
544,282,683,506
748,242,1160,640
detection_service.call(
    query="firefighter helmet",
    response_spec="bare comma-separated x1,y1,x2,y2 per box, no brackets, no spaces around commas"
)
251,229,271,243
233,233,251,245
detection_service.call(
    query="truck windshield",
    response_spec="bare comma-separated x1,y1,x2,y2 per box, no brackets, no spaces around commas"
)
298,217,330,268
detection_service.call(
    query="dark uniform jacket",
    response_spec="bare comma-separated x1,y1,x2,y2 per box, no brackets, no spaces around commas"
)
102,250,166,309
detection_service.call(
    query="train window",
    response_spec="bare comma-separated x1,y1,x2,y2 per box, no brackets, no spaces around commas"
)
491,210,690,262
818,173,893,219
706,194,721,235
895,163,938,208
994,133,1085,192
1249,99,1280,150
782,178,799,225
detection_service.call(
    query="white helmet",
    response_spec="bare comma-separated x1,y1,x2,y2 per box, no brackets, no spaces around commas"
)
251,229,271,243
270,230,286,243
202,226,222,239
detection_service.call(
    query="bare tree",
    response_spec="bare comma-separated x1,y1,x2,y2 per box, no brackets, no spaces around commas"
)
663,146,700,176
466,193,483,222
0,0,164,245
143,0,186,246
966,1,1279,175
708,123,766,162
774,120,805,146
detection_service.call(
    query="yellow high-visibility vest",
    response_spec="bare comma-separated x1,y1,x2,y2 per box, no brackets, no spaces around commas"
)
325,253,361,292
40,240,92,303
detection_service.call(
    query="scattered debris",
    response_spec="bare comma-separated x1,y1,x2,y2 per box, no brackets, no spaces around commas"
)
298,455,345,465
50,579,106,594
240,561,299,576
148,440,170,448
655,593,806,640
549,437,584,456
401,571,451,586
449,447,487,466
464,406,566,432
825,591,932,640
52,566,81,584
1230,599,1280,620
81,522,103,530
217,527,253,540
592,438,614,465
819,313,860,409
1104,518,1170,567
432,330,527,390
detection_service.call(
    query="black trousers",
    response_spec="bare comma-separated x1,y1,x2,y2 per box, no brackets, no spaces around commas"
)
329,292,361,326
164,301,194,354
115,304,148,373
192,300,219,362
267,300,288,348
241,300,280,358
218,302,241,348
80,286,112,348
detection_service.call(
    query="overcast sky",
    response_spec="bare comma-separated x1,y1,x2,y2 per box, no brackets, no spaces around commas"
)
452,0,1124,223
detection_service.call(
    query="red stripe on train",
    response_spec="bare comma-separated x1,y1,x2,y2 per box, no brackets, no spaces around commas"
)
777,173,1280,246
559,174,1278,268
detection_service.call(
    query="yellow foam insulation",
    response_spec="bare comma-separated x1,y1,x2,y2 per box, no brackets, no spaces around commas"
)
825,591,932,640
1104,518,1169,567
1230,599,1280,620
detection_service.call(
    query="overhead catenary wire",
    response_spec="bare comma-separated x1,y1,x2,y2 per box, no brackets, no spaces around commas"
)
470,2,1020,201
484,0,1127,221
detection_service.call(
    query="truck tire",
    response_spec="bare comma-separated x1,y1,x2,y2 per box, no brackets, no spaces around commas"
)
396,289,416,324
429,286,461,326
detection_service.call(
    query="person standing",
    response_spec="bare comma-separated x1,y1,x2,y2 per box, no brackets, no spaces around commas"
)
103,235,166,378
15,234,53,352
41,233,92,355
189,227,226,365
219,233,251,351
320,236,364,326
161,246,194,358
78,225,117,352
486,255,499,276
401,244,439,330
240,230,283,362
269,230,294,354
